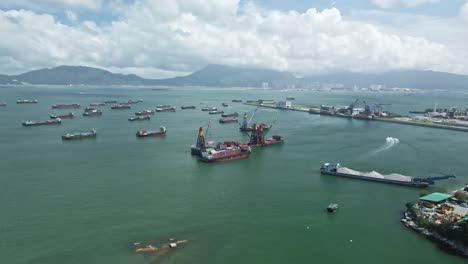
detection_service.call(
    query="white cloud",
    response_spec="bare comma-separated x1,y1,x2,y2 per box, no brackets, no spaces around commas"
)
372,0,440,9
460,2,468,23
0,0,104,11
0,0,466,78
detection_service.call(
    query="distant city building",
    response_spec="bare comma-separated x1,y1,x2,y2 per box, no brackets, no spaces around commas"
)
262,82,269,89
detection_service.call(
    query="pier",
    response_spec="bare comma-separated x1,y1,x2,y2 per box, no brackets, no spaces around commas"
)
245,102,468,133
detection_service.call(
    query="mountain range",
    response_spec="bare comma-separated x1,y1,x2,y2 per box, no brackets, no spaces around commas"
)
1,64,467,91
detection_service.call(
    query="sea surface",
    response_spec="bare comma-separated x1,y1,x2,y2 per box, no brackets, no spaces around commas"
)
0,85,467,264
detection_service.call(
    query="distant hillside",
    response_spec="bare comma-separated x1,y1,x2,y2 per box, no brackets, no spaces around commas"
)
152,64,297,88
1,64,467,91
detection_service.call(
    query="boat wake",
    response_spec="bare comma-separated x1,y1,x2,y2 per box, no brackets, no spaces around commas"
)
371,137,400,155
359,137,400,159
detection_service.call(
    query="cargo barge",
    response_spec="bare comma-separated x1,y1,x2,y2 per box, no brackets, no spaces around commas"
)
0,102,7,106
52,104,80,109
320,163,455,188
199,144,251,162
111,104,131,110
129,116,151,121
136,127,167,137
219,118,238,124
209,110,224,115
181,105,196,110
83,110,102,116
222,112,239,117
135,110,155,116
22,119,61,126
50,112,74,119
201,107,217,111
17,99,38,104
90,102,106,106
62,129,96,140
232,99,242,102
156,106,176,112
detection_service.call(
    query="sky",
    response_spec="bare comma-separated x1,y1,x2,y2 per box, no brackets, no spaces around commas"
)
0,0,468,79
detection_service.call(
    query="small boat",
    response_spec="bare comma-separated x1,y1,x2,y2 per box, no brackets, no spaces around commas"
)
286,97,295,100
222,112,239,117
181,105,196,110
17,99,38,104
50,112,74,119
201,106,217,111
135,110,155,115
156,106,176,112
129,116,151,121
52,104,80,109
0,102,7,106
89,102,105,106
219,118,238,124
62,129,97,140
111,104,131,110
232,99,242,102
327,203,339,213
136,127,167,137
84,107,96,112
222,103,229,107
22,119,61,126
209,110,224,115
82,110,103,116
104,100,117,104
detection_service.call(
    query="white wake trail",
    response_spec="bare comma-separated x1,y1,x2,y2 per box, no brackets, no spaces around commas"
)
371,137,400,155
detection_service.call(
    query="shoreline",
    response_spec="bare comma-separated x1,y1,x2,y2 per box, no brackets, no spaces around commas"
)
245,102,468,133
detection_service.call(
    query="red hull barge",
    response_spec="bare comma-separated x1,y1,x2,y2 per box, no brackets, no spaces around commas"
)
199,145,251,162
52,104,80,109
136,127,166,137
50,112,74,119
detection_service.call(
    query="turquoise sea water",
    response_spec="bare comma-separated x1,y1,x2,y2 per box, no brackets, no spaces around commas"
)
0,86,467,264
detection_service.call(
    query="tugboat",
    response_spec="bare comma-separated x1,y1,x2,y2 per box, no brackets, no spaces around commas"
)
129,116,151,121
219,118,238,124
199,144,251,163
232,99,242,102
181,105,196,110
156,106,176,112
327,203,339,213
17,99,38,104
52,104,80,109
89,102,105,106
222,103,229,107
209,110,224,115
62,129,97,140
135,110,155,115
136,127,167,137
111,104,131,110
222,112,239,117
22,119,61,126
201,106,217,111
50,112,74,119
82,109,103,116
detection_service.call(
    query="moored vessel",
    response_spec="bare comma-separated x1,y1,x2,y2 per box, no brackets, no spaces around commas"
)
129,116,150,121
111,104,131,110
104,100,117,104
156,106,176,112
62,129,97,140
0,102,7,106
201,106,217,111
22,118,61,126
199,144,251,163
222,112,239,117
222,103,229,107
82,109,103,116
90,102,106,106
181,105,196,110
135,110,155,115
219,118,238,124
17,99,38,104
209,110,224,115
52,104,80,109
319,163,455,188
232,99,242,102
244,123,283,147
50,112,74,119
136,127,167,137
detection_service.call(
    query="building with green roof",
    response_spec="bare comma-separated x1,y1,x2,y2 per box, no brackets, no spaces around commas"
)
419,192,452,203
